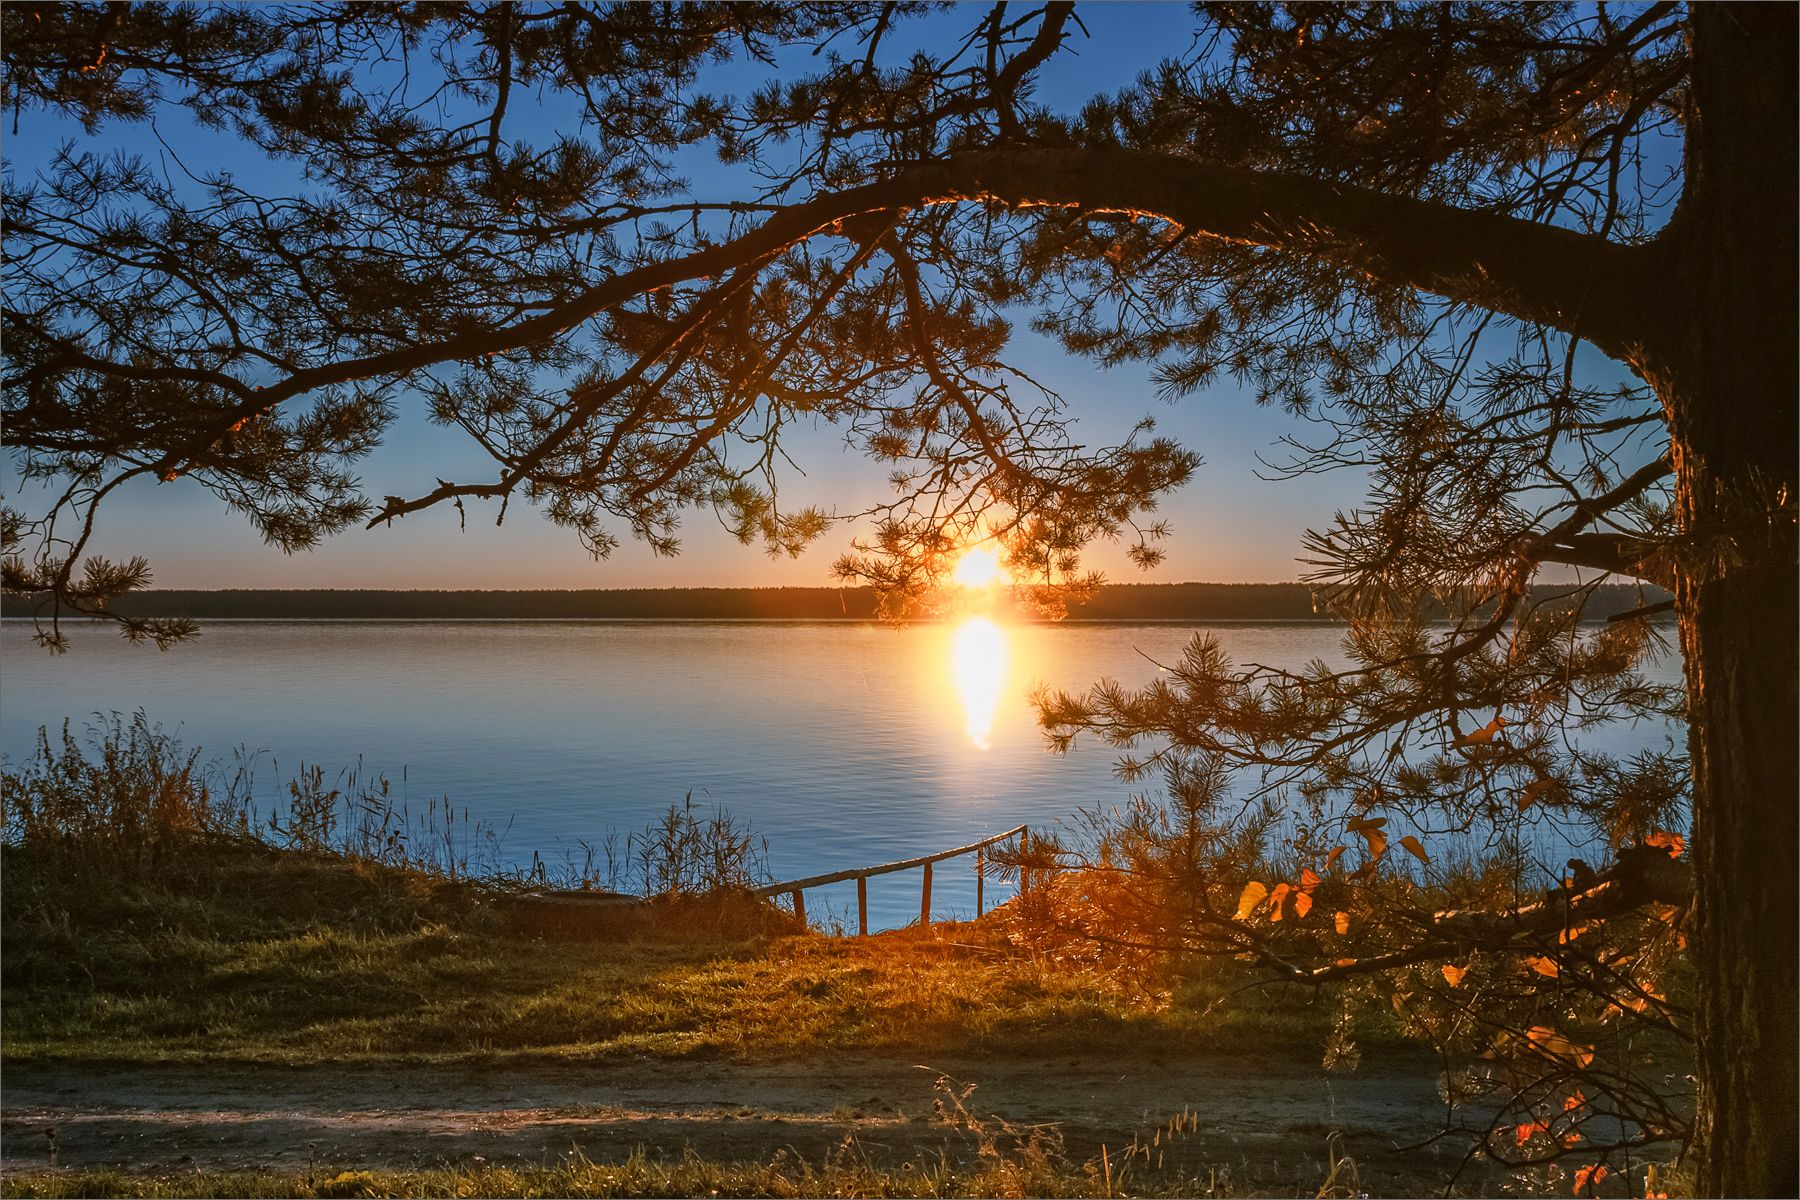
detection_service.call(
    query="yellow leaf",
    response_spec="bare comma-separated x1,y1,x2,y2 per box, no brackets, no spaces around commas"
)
1398,835,1430,864
1334,911,1351,935
1441,963,1468,988
1234,881,1268,920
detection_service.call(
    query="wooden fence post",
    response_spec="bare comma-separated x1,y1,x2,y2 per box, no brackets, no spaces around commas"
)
791,889,806,928
976,848,985,918
857,875,868,937
920,862,933,926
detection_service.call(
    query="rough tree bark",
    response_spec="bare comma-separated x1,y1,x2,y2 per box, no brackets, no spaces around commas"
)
1651,7,1799,1195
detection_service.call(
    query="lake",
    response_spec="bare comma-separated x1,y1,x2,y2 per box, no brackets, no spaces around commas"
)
0,619,1681,930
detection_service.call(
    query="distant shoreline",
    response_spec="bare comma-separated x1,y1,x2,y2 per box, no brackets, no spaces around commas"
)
2,582,1668,623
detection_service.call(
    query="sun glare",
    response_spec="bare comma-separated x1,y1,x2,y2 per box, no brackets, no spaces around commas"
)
951,546,1007,589
950,616,1009,750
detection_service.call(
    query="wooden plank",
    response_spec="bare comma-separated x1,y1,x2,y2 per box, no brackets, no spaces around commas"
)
753,824,1027,896
857,876,868,936
920,862,933,926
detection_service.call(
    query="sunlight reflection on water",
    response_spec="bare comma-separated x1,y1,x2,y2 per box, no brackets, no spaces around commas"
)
950,617,1009,749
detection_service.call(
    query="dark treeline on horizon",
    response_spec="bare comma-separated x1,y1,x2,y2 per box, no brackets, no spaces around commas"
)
2,583,1669,623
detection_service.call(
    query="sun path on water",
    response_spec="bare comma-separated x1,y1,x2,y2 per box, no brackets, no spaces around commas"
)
948,546,1011,750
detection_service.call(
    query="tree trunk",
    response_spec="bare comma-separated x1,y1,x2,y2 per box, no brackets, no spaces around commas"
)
1661,7,1799,1194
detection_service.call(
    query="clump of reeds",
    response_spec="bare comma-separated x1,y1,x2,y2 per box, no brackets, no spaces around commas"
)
0,714,246,868
264,759,512,881
1,717,775,917
623,791,768,896
0,713,515,882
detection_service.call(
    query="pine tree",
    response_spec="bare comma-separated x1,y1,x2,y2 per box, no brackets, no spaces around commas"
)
4,5,1791,1190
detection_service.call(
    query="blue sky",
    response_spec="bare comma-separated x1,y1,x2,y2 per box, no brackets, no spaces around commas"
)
5,4,1645,589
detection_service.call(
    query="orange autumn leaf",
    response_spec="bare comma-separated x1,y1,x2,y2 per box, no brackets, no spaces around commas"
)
1441,963,1468,988
1234,881,1269,920
1453,715,1508,747
1334,910,1351,935
1518,777,1558,811
1268,881,1293,921
1323,846,1347,870
1352,824,1387,858
1645,830,1686,857
1299,867,1321,892
1292,891,1314,920
1557,922,1593,945
1527,1026,1595,1067
1399,834,1430,864
1526,955,1562,979
1563,1090,1587,1112
1573,1164,1609,1196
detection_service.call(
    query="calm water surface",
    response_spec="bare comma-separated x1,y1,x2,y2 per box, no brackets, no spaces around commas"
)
1,619,1680,929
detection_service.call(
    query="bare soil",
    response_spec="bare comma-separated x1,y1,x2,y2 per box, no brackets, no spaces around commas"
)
1,1049,1500,1191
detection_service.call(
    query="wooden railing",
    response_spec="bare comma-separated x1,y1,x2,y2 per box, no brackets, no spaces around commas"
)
753,824,1030,934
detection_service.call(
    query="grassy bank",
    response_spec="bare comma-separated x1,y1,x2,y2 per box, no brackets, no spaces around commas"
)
1,835,1364,1068
0,713,1378,1068
0,1152,1369,1200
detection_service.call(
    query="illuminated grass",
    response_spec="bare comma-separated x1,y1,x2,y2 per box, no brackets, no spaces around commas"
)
1,840,1360,1068
0,1159,1285,1199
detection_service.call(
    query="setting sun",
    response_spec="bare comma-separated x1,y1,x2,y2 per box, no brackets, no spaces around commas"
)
951,546,1007,589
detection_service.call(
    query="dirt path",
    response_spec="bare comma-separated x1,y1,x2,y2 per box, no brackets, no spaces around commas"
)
1,1051,1498,1189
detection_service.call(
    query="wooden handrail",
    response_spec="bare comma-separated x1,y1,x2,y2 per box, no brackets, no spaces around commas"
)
752,824,1028,897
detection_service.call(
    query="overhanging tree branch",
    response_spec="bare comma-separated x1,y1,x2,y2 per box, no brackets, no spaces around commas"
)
17,147,1661,502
